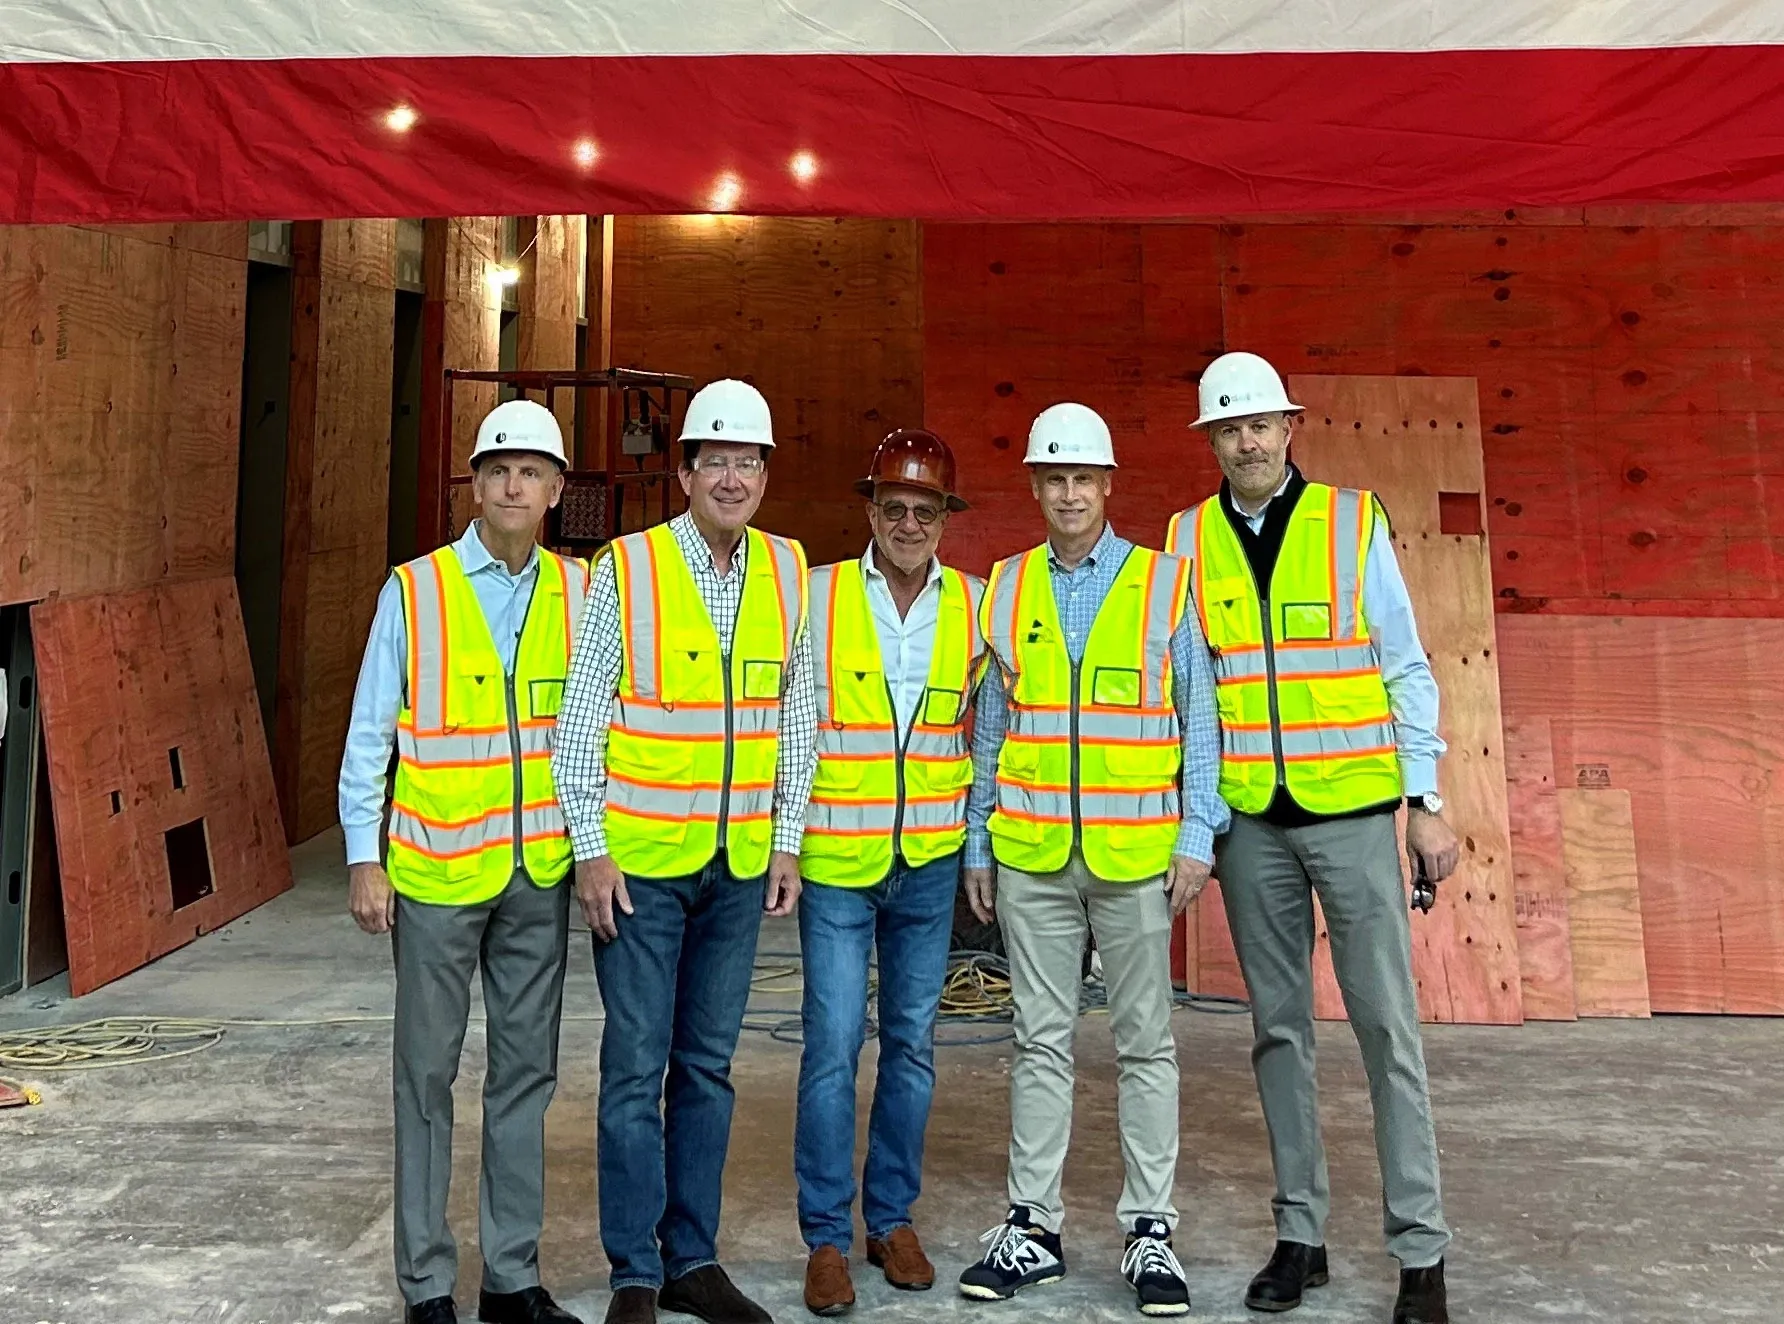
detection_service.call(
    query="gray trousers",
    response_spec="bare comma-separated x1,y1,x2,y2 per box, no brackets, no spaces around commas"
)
998,851,1180,1233
1215,812,1450,1267
391,868,571,1305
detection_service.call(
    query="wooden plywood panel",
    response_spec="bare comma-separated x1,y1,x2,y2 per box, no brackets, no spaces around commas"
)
0,226,245,606
1498,615,1784,1014
34,577,293,995
1288,375,1523,1025
518,216,582,441
309,276,396,554
612,216,923,568
1191,880,1248,1001
1556,789,1652,1018
921,222,1226,577
1502,717,1578,1020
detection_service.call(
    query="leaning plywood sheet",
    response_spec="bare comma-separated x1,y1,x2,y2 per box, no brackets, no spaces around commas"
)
1498,616,1784,1015
33,576,293,996
1503,717,1578,1021
1556,789,1651,1018
1286,375,1523,1025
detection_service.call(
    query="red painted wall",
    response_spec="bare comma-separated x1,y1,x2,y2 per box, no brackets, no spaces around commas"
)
924,219,1784,611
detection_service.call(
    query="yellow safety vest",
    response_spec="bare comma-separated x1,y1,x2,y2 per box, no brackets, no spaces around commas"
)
981,543,1192,882
1166,484,1402,816
605,523,808,879
386,546,590,905
801,558,985,887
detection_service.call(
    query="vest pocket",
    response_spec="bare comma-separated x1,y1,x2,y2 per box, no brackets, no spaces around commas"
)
1280,602,1333,642
742,659,784,701
920,686,962,727
529,677,565,718
1090,666,1142,707
608,736,695,794
1101,741,1180,788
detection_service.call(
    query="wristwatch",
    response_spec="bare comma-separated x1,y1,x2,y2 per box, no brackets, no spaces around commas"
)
1408,793,1445,815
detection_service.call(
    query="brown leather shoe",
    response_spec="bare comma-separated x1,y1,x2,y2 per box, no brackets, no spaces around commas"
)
604,1287,656,1324
866,1227,935,1291
803,1246,855,1317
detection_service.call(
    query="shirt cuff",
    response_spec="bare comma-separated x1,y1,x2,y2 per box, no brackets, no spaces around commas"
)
344,825,383,868
1400,756,1440,799
1174,820,1215,866
570,819,608,862
965,830,994,872
772,818,805,857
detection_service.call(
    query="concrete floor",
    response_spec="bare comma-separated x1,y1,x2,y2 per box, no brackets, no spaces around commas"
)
3,832,1781,1324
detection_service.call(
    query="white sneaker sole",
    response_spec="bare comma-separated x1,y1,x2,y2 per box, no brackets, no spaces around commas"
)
958,1271,1065,1301
1139,1300,1191,1316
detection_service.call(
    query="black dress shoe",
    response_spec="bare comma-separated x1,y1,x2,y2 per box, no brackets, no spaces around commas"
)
658,1265,772,1324
408,1298,459,1324
604,1287,656,1324
1393,1261,1448,1324
1245,1241,1329,1313
480,1285,584,1323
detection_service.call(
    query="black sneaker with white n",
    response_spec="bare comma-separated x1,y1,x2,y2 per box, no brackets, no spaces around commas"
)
1121,1217,1190,1316
957,1206,1066,1301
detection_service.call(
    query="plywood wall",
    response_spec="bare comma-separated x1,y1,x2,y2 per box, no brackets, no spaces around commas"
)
0,224,247,605
518,215,582,439
609,216,923,569
277,220,398,842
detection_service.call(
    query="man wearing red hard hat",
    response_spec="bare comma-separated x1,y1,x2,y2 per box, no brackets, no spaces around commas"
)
794,428,987,1317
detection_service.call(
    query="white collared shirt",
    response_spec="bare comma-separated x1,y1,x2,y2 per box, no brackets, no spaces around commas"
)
860,542,946,734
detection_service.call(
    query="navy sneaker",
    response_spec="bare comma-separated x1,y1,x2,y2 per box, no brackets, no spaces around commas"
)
1121,1217,1190,1316
957,1206,1066,1301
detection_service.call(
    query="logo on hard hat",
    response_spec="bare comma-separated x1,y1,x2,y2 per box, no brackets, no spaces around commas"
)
712,419,725,432
1048,442,1059,453
1218,396,1230,407
495,431,507,443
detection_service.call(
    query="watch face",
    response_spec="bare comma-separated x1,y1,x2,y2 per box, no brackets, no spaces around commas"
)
1421,795,1444,814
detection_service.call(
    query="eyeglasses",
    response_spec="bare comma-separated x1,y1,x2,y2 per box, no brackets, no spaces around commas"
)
875,499,944,526
692,453,765,477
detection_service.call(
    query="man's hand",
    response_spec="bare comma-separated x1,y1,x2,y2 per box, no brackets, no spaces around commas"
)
765,851,802,917
1405,808,1461,884
1164,854,1212,916
576,855,631,942
348,862,398,935
964,866,996,924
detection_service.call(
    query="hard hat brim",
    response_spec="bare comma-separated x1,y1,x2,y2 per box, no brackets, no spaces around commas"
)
470,446,568,470
1023,457,1119,470
853,475,969,511
1192,400,1304,429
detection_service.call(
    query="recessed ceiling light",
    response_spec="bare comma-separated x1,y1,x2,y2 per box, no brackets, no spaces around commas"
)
573,138,600,168
708,172,743,212
789,151,819,183
385,104,418,132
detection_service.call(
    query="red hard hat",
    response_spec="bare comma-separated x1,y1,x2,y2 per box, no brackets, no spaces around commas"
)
853,428,969,511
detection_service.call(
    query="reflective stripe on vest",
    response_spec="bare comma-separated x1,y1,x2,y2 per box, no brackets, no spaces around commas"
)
1179,484,1402,816
386,546,588,905
981,542,1190,883
800,559,984,887
605,522,808,879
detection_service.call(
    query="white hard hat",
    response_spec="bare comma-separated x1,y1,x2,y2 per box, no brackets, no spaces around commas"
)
471,399,568,468
680,378,775,448
1024,402,1117,468
1193,351,1302,428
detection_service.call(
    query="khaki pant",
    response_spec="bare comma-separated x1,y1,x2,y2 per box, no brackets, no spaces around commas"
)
997,851,1179,1233
1215,812,1450,1267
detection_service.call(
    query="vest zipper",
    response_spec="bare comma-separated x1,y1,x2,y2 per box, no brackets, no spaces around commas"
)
888,674,908,863
1069,659,1083,846
507,571,541,877
718,649,735,847
1257,589,1288,792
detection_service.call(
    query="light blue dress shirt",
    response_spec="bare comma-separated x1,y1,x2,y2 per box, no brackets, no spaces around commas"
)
1229,473,1446,795
965,523,1229,871
337,522,543,867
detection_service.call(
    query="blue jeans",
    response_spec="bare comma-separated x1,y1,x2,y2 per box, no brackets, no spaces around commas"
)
794,850,961,1252
593,852,766,1290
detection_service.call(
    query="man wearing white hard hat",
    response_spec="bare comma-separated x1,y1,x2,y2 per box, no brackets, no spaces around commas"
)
339,398,589,1324
1168,352,1456,1324
956,404,1227,1317
554,378,813,1324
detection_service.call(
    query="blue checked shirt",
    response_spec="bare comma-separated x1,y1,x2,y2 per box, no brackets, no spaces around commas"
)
965,523,1228,870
